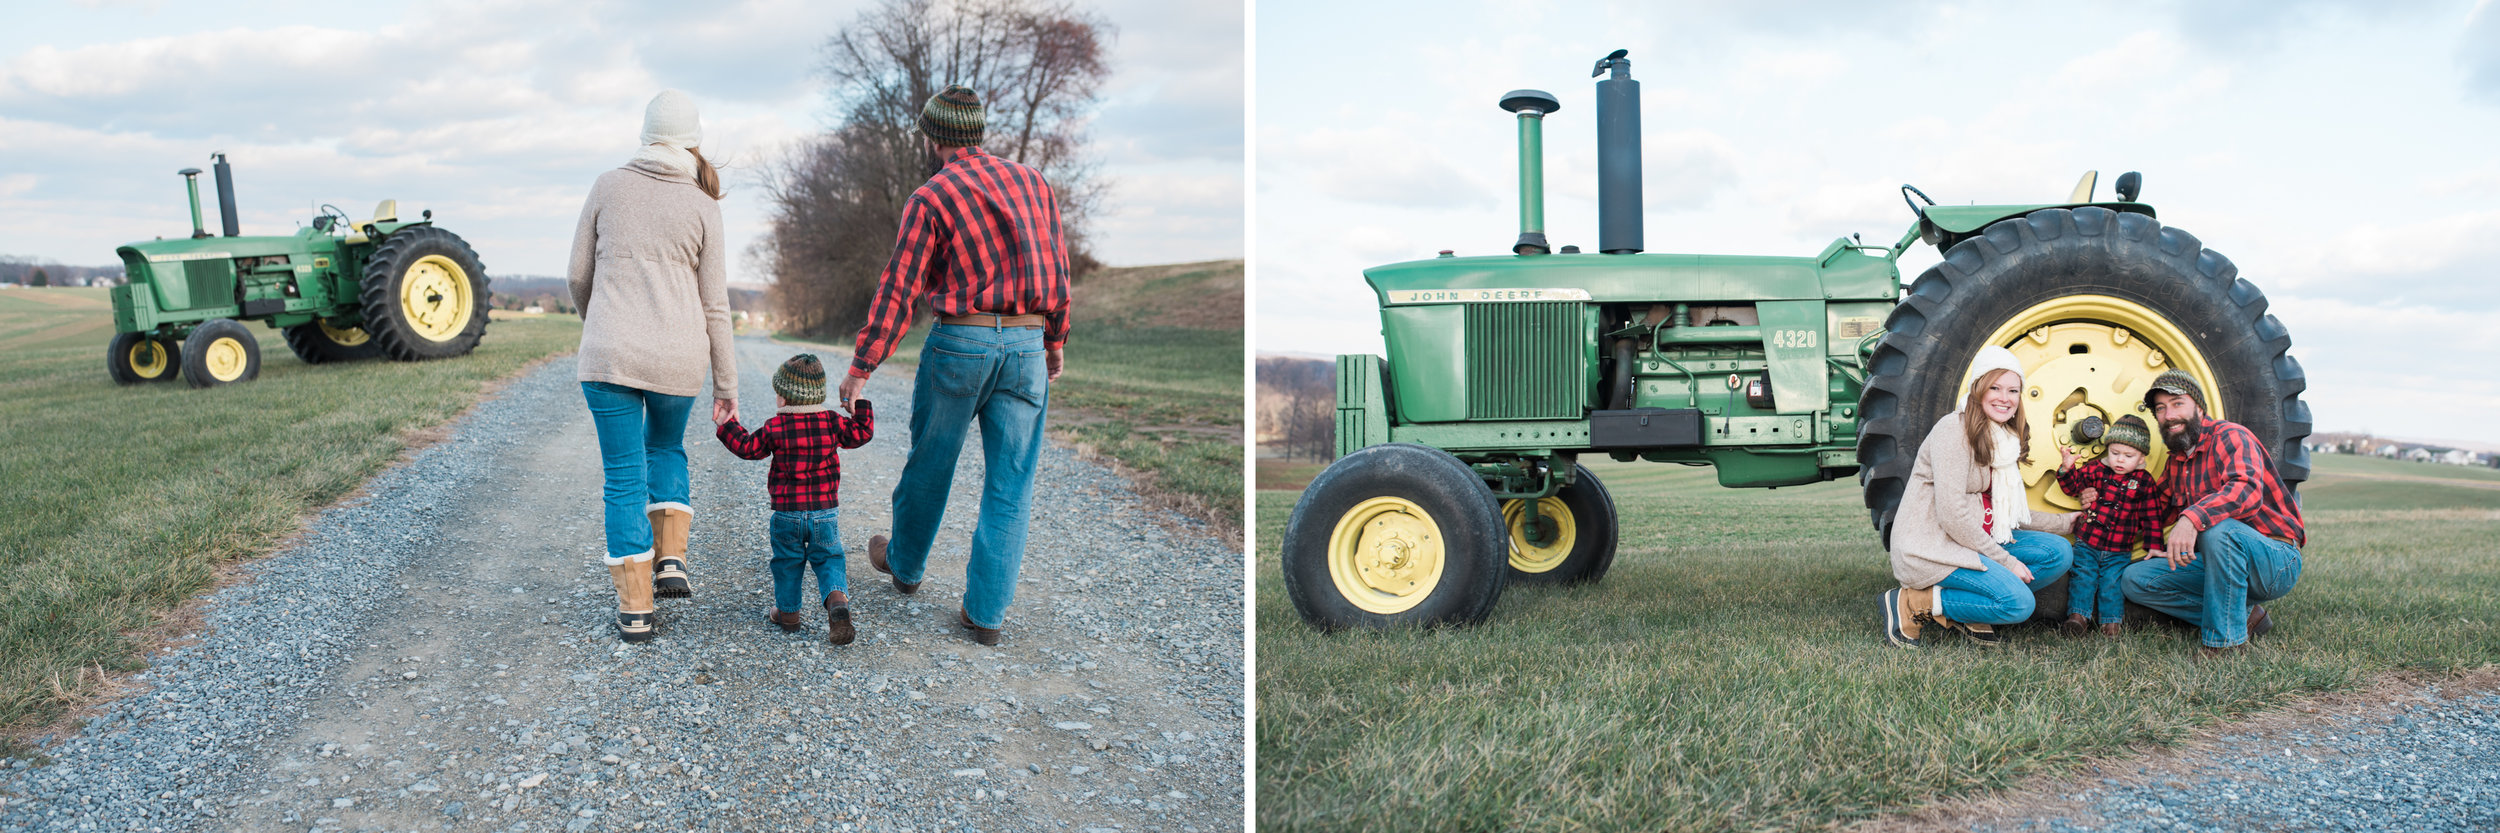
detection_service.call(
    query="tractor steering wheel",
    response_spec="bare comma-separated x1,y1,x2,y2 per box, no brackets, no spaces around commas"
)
1900,184,1935,217
315,203,350,234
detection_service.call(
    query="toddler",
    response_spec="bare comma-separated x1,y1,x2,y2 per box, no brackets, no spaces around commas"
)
716,354,875,644
2054,414,2165,637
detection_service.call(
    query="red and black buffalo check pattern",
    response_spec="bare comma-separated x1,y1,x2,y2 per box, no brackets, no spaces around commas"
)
2158,417,2305,547
716,401,876,511
2056,460,2166,553
849,146,1071,379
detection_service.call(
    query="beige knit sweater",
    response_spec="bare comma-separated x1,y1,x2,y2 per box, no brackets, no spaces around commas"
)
566,159,736,399
1888,415,2074,589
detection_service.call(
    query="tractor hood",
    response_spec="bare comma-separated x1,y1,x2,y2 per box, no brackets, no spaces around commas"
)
1918,202,2156,252
1363,247,1899,307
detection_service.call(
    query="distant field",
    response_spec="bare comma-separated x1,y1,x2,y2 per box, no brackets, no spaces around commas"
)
0,288,580,753
1256,452,2500,832
778,260,1245,531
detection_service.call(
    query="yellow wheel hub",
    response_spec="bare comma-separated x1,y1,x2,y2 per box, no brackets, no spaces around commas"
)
202,336,249,382
127,340,168,378
319,321,371,346
1503,497,1577,573
1326,496,1448,615
1970,294,2221,512
398,255,474,341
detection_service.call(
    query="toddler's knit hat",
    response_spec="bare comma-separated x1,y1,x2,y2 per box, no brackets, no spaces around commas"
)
921,85,985,147
775,354,826,406
2104,414,2153,455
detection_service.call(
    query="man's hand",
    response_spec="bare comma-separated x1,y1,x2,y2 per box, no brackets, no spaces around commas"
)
838,374,867,415
712,397,737,426
2163,520,2199,568
1045,347,1064,382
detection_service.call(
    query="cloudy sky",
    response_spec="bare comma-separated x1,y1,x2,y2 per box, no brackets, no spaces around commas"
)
1257,0,2500,446
0,0,1242,282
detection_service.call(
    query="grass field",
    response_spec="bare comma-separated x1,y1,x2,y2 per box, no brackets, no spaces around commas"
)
1254,453,2500,831
780,260,1244,531
0,288,580,754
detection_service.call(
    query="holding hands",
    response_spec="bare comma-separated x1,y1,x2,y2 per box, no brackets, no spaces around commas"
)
712,397,738,426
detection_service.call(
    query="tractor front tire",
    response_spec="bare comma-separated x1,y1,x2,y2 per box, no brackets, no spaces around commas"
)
283,320,385,364
1282,443,1509,630
181,319,261,388
107,331,182,385
360,226,490,361
1857,207,2309,545
1503,462,1620,585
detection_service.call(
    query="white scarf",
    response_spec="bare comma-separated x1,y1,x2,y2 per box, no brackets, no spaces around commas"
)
1987,423,2030,544
630,143,697,178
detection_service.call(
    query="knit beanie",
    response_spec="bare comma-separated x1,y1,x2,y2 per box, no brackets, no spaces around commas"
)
2143,369,2207,414
1953,345,2026,413
2103,414,2153,455
642,89,702,150
774,354,826,405
920,85,985,147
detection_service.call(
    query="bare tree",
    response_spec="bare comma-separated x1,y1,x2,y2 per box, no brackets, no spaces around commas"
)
758,0,1113,342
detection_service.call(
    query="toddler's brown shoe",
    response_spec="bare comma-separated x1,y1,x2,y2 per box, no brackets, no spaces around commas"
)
825,590,856,646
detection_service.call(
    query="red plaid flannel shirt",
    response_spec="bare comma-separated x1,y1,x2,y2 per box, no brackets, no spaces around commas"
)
715,401,875,511
2056,461,2165,553
848,147,1071,379
2158,417,2305,547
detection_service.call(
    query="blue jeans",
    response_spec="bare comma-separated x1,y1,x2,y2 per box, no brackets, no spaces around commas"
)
2070,545,2134,625
770,509,846,612
2120,520,2301,648
581,381,694,560
883,324,1050,630
1934,530,2074,625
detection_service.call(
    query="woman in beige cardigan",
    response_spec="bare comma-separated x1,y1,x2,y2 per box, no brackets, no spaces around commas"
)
1881,346,2074,648
566,89,739,643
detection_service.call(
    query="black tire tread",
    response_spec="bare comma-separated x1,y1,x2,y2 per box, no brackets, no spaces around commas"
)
359,226,491,362
1282,443,1509,630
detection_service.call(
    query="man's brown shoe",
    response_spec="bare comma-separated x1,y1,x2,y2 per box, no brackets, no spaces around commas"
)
959,608,1001,646
868,535,920,595
767,609,804,633
2248,604,2273,640
825,591,856,646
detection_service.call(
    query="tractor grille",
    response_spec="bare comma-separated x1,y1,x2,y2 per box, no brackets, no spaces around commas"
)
1464,301,1581,419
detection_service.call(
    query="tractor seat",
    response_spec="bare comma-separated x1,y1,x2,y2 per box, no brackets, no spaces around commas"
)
343,199,399,245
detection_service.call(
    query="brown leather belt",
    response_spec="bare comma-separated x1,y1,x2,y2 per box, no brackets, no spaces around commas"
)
938,312,1048,329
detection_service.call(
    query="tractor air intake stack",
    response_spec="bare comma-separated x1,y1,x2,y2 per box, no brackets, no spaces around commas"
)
1593,49,1641,254
178,167,209,239
211,152,239,237
1499,89,1562,255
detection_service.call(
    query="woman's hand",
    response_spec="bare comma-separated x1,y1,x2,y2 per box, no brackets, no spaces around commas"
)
713,397,737,426
2012,562,2034,583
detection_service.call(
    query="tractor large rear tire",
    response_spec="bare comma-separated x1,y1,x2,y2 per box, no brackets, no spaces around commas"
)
360,226,489,361
1856,207,2309,546
1503,463,1619,585
282,321,385,364
1282,443,1509,630
107,331,182,385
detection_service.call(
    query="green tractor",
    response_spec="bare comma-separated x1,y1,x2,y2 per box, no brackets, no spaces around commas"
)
105,153,491,388
1281,50,2309,629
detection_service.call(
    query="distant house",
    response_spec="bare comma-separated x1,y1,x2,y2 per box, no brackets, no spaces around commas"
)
2440,449,2477,466
524,305,545,315
2405,447,2436,463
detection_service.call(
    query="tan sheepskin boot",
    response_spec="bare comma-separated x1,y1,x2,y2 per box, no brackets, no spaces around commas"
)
648,505,692,598
608,555,657,643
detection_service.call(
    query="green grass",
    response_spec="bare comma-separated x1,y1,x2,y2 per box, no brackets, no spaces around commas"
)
0,290,579,751
1255,453,2500,832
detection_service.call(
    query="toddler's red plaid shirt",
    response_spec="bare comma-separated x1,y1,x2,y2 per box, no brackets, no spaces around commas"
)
716,401,875,511
2055,460,2164,553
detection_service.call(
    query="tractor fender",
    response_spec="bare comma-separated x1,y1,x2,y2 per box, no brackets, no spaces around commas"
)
1920,202,2157,252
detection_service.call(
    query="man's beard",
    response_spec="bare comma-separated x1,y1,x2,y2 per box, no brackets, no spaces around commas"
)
2162,418,2202,453
922,145,947,178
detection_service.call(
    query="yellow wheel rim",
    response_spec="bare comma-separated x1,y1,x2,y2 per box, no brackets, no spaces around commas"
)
1971,294,2222,513
1503,497,1577,573
202,336,249,382
319,321,371,346
1326,496,1447,615
127,340,168,379
398,255,474,342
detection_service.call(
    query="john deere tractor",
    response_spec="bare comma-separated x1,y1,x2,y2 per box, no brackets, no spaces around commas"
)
105,153,490,388
1281,50,2309,629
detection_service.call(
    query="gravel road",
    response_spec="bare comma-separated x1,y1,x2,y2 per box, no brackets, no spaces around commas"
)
0,336,1245,832
1954,680,2500,833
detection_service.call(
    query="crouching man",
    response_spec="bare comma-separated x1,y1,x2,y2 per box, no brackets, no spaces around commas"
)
2119,370,2304,659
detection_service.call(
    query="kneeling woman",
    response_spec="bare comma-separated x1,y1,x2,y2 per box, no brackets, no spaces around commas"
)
1882,346,2074,648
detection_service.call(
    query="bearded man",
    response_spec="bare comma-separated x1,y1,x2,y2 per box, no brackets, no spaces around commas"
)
2117,370,2304,659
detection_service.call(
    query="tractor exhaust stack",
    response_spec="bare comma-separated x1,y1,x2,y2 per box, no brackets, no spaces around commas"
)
211,152,240,237
1593,49,1642,254
1499,89,1562,255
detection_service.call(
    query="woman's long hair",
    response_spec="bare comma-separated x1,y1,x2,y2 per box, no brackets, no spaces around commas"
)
690,147,723,200
1961,367,2031,469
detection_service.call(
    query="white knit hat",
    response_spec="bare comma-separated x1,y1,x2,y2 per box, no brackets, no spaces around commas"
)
1954,345,2025,412
641,89,702,150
